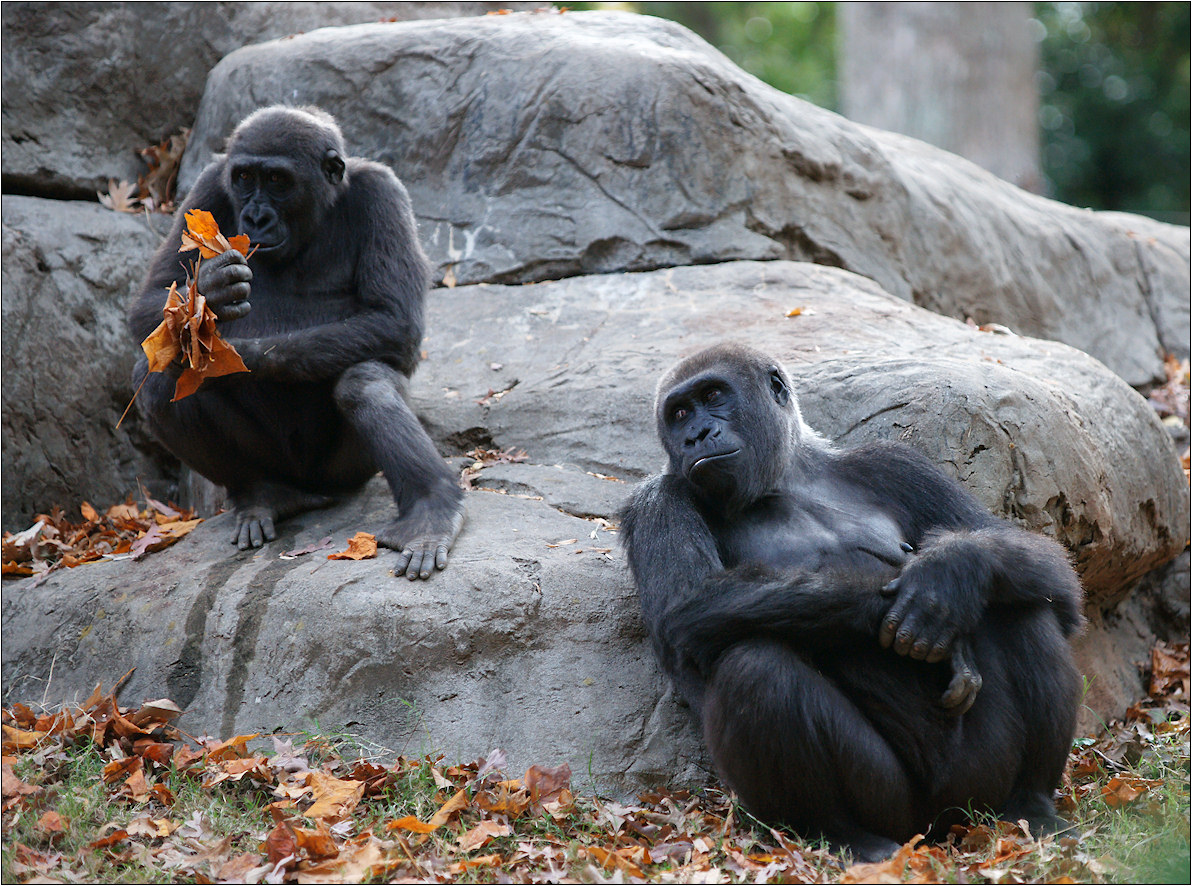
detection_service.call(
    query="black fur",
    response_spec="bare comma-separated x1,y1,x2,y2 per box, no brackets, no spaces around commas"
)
128,106,463,579
620,343,1084,861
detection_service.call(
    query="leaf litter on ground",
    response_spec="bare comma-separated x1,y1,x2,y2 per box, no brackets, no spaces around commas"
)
1,496,200,582
2,642,1187,883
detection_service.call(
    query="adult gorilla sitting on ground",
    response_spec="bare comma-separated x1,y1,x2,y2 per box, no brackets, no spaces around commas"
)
128,105,463,580
620,343,1084,861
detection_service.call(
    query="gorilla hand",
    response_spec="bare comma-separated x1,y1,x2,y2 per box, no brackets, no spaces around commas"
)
878,538,990,662
197,249,253,320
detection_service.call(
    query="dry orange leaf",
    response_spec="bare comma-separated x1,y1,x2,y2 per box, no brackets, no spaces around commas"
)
305,771,366,821
327,532,378,561
1101,774,1163,807
387,788,468,833
179,209,252,258
121,211,253,421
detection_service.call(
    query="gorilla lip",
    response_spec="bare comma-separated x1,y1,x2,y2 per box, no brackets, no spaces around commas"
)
691,449,740,472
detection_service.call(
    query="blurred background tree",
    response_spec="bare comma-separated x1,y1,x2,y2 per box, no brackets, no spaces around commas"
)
578,2,1190,224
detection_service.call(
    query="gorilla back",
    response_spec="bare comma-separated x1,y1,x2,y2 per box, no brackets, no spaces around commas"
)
620,343,1084,862
128,106,464,580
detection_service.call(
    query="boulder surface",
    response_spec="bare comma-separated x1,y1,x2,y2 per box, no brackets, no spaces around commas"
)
4,261,1186,782
178,11,1189,385
0,2,526,199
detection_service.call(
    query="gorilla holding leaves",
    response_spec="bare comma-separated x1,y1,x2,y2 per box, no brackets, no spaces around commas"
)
620,343,1084,862
128,106,463,580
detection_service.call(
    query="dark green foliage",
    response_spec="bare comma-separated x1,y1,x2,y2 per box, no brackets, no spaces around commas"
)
1036,2,1190,222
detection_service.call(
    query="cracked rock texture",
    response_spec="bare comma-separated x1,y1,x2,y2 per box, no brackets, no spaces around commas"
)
0,196,173,526
178,11,1188,387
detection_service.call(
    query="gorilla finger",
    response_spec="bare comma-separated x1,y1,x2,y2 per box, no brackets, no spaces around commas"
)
395,550,413,577
880,577,900,597
879,598,909,647
435,544,449,571
261,516,276,542
909,636,932,660
216,300,252,321
419,554,433,580
404,550,423,580
940,669,974,710
891,611,924,656
925,628,957,663
249,521,264,549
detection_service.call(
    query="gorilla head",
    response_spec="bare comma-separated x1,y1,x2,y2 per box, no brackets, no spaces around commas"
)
655,342,827,511
222,106,348,262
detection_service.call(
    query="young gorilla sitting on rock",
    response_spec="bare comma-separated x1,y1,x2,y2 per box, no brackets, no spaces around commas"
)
128,105,463,580
620,342,1084,862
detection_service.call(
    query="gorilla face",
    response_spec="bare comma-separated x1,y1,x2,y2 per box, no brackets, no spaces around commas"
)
224,109,347,264
659,359,795,510
661,371,744,495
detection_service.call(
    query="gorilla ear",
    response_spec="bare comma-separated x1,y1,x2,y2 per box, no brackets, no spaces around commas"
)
323,149,346,184
769,369,791,407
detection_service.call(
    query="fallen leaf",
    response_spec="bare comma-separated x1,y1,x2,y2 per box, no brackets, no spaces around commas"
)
387,788,468,833
327,532,378,561
98,179,140,212
458,819,512,851
304,771,366,820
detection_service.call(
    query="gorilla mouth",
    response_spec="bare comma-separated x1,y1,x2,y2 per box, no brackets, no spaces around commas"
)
690,449,740,474
250,239,286,255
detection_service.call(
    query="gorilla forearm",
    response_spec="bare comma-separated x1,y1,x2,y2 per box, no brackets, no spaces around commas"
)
664,565,896,679
880,525,1085,659
231,312,421,381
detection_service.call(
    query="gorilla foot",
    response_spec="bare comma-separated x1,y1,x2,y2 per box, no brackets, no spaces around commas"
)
229,483,334,550
831,831,903,864
377,498,465,580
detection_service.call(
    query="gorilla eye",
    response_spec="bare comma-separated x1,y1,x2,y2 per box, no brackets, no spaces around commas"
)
672,407,689,422
704,387,722,403
269,171,283,184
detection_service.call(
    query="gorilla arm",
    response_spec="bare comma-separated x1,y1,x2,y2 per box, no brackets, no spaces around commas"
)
621,474,728,714
229,165,429,381
837,443,1086,659
620,473,983,713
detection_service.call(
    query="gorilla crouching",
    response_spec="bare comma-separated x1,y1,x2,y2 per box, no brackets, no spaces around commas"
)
620,343,1084,862
128,105,463,580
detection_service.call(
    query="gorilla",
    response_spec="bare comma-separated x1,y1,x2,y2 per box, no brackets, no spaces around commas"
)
620,343,1084,862
128,105,463,580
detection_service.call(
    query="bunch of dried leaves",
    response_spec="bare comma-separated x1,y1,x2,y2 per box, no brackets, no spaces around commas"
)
120,210,252,421
1,496,200,582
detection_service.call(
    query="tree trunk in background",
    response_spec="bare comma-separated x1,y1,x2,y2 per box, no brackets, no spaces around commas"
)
838,2,1041,192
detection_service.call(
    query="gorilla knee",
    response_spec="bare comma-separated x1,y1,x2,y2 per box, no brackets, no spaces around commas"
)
334,362,405,413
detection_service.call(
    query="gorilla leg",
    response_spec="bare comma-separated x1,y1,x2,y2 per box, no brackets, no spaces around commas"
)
134,360,340,548
332,361,464,579
985,614,1081,833
703,639,916,862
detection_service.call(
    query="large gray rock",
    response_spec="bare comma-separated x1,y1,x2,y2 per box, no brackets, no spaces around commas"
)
0,196,172,530
4,261,1185,771
0,475,705,796
410,261,1188,608
0,1,525,199
178,11,1189,386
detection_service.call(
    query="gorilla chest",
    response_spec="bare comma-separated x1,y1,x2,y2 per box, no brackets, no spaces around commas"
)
238,265,357,330
716,493,906,573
